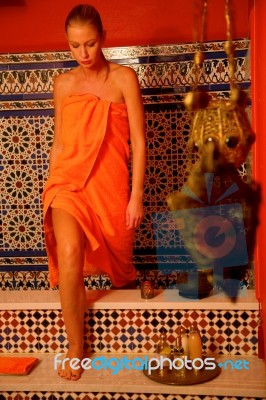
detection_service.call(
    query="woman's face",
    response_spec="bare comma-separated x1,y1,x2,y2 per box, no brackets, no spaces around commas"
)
66,23,104,67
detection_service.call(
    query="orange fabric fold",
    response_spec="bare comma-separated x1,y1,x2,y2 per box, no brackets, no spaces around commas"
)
42,93,136,288
0,357,39,375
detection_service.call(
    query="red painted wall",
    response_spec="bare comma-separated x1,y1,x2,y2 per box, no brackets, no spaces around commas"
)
251,0,266,364
0,0,249,53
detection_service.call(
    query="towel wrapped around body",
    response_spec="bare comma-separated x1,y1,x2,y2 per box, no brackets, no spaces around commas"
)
42,93,136,288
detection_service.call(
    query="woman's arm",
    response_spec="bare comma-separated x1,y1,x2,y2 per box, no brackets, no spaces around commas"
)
120,67,146,229
49,73,72,174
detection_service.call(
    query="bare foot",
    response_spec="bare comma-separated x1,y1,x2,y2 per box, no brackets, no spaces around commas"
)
57,346,83,381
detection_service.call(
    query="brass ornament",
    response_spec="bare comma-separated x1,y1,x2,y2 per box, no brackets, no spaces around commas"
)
166,0,260,300
189,97,255,169
183,0,255,169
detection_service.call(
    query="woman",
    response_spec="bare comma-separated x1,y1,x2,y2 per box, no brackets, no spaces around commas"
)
42,4,146,380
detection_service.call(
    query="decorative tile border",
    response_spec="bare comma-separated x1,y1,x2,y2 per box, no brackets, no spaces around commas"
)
0,393,261,400
0,268,253,291
0,393,260,400
0,40,249,106
0,307,258,355
0,39,250,63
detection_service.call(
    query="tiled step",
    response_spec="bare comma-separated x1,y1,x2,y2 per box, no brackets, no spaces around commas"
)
0,353,265,399
0,289,259,356
0,289,265,399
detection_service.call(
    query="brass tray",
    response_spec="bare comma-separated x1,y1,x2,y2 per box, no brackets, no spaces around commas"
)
143,360,221,385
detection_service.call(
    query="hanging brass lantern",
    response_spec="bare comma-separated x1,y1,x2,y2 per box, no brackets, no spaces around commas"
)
183,0,255,170
166,0,260,300
189,95,255,169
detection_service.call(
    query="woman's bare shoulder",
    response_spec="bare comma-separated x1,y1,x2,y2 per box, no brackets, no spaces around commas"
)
53,69,79,99
110,63,137,80
110,64,139,97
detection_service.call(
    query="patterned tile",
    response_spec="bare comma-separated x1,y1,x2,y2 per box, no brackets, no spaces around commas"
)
0,310,40,353
0,268,253,291
0,270,50,290
0,40,260,400
0,40,249,96
0,393,260,400
0,40,253,288
0,308,258,356
0,393,54,400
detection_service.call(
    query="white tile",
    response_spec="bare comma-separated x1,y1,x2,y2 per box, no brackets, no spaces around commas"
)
0,289,258,311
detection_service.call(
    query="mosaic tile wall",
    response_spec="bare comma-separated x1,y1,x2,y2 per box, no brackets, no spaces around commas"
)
0,40,252,289
0,306,258,355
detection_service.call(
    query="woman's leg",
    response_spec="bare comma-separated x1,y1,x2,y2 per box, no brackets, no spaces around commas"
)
52,208,86,380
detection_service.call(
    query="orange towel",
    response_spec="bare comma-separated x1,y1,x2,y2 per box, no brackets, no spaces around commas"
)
42,93,136,288
0,356,39,375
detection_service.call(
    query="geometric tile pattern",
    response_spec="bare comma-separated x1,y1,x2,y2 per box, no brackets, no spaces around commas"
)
0,40,259,400
0,308,258,356
0,393,261,400
0,39,253,285
84,308,259,356
0,270,51,290
0,268,254,291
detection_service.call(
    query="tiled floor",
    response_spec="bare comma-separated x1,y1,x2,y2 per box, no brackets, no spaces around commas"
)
0,353,265,398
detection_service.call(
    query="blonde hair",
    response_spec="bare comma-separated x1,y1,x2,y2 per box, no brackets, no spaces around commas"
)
65,4,104,37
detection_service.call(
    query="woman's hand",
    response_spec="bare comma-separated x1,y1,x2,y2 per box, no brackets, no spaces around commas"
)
126,196,144,229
